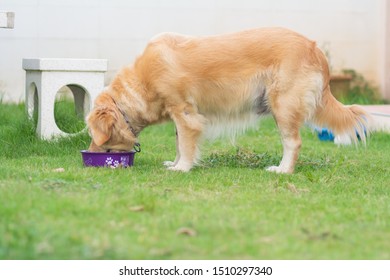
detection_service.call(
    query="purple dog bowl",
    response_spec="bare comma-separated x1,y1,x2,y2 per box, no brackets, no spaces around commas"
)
81,150,136,168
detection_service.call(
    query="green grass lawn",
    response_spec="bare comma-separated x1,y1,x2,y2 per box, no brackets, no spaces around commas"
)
0,102,389,260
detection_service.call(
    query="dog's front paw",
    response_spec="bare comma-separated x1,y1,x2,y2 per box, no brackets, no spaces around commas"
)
266,165,291,174
163,161,176,167
167,163,192,172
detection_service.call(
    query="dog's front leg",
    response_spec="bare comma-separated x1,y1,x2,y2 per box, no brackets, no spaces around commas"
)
166,107,205,172
163,127,181,167
167,126,198,172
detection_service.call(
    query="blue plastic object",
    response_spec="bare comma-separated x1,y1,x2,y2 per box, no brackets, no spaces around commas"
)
317,128,335,141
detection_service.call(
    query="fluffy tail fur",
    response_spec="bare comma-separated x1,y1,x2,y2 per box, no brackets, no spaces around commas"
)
313,85,370,144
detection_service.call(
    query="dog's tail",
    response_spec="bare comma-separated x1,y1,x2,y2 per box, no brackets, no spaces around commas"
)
312,85,371,144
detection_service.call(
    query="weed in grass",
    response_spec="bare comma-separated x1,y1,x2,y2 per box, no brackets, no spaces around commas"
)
338,69,388,105
203,148,280,169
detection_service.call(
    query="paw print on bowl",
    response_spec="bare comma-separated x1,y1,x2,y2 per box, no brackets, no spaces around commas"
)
81,150,135,168
105,156,129,168
120,156,129,167
105,157,113,166
105,157,120,168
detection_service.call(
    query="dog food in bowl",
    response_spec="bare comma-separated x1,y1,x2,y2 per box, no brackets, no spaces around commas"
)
81,150,136,168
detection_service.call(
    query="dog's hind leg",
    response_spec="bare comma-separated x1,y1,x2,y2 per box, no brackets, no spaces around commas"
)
266,93,304,174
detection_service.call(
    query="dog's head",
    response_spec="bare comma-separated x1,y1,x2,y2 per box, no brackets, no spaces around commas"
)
87,93,137,152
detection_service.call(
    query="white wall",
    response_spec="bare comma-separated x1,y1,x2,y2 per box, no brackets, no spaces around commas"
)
382,0,390,99
0,0,387,102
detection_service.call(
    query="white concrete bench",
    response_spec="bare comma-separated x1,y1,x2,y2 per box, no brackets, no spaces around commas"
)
0,11,14,28
23,58,107,139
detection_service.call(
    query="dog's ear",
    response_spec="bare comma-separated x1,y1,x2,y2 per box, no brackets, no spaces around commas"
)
87,107,116,147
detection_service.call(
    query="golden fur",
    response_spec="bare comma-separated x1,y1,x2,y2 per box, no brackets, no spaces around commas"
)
87,27,369,173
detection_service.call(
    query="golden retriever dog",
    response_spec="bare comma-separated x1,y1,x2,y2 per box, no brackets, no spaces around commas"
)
87,27,369,173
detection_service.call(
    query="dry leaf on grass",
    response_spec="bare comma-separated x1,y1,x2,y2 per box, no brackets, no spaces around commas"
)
287,183,310,194
176,227,197,237
260,236,274,243
52,168,65,173
287,183,298,193
129,205,145,212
